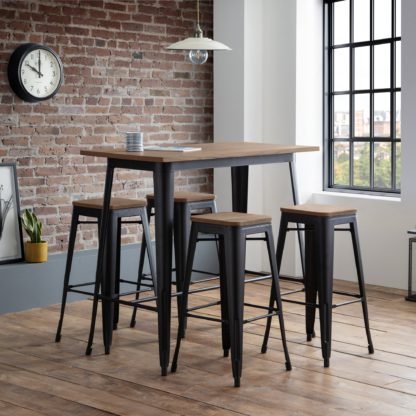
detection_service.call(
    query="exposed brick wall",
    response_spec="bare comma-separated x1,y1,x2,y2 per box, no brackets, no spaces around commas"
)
0,0,213,253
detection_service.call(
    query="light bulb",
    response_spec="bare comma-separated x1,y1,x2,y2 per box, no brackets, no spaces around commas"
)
189,49,208,65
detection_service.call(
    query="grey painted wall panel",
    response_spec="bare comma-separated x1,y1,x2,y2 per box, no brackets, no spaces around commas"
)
0,241,219,315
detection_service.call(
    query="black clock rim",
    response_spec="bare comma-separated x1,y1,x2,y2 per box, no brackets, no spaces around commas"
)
8,43,64,103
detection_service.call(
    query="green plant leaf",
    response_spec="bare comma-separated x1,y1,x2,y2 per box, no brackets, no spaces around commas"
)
21,209,43,243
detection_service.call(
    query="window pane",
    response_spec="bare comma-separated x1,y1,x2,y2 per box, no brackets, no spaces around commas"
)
334,0,350,45
355,94,370,137
395,142,401,189
374,142,392,188
353,142,370,187
374,92,391,137
374,44,391,89
396,91,401,138
334,142,350,185
334,48,350,91
396,0,401,37
374,0,392,40
354,0,370,42
396,41,401,88
354,46,370,90
334,95,350,138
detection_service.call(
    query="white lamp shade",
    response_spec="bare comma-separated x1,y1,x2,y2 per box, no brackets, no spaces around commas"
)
166,36,231,51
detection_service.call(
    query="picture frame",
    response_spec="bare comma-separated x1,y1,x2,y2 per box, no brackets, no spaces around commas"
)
0,163,24,264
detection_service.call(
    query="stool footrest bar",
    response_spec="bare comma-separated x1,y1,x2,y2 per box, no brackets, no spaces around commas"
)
68,281,95,288
243,311,279,324
333,290,361,298
186,313,223,323
187,300,221,312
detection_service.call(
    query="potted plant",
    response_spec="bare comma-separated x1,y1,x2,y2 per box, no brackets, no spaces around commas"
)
21,209,48,263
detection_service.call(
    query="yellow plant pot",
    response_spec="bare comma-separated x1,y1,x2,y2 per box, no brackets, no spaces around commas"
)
24,241,48,263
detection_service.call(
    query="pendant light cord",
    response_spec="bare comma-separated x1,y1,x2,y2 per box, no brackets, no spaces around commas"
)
195,0,202,37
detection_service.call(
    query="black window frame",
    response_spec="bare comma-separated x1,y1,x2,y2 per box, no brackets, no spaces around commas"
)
324,0,401,195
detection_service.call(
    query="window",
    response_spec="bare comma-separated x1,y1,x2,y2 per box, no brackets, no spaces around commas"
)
324,0,401,194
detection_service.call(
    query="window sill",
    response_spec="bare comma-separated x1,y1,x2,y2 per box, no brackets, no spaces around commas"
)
314,190,401,203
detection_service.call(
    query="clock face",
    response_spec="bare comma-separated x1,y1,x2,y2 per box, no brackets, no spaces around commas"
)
8,43,63,102
20,48,61,99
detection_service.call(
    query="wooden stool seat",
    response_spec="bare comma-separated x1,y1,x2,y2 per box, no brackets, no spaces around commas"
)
191,212,272,227
146,191,215,203
73,198,147,210
281,203,357,217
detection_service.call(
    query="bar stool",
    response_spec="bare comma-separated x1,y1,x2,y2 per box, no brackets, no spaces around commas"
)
55,198,156,349
130,191,218,328
262,203,374,368
172,212,292,387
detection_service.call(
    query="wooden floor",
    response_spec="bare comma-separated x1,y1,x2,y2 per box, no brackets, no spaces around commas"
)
1,280,416,415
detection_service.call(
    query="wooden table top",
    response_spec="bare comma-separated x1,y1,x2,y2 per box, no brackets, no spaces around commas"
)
80,142,319,163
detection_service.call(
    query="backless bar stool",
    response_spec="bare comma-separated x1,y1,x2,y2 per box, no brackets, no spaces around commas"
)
55,198,156,354
172,212,291,387
130,191,218,328
262,204,374,367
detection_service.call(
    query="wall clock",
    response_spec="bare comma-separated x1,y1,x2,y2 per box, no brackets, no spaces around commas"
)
7,43,64,103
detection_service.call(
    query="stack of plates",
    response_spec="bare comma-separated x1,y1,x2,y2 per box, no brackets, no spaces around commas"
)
126,132,143,152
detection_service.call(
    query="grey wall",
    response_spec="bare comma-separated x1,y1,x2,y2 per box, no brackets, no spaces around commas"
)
0,242,219,315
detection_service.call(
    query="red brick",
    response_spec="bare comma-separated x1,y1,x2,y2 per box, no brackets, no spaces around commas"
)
0,0,213,254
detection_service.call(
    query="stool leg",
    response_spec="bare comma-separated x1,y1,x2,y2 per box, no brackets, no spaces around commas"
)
350,218,374,354
130,205,153,328
55,208,79,342
264,225,291,371
218,235,230,357
224,229,246,387
100,211,117,353
262,216,289,352
113,217,122,330
174,202,191,338
316,220,334,367
171,225,199,373
305,226,317,341
87,210,117,355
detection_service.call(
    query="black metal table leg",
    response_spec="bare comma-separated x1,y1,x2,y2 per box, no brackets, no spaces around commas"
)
231,166,249,213
153,163,174,376
289,159,305,277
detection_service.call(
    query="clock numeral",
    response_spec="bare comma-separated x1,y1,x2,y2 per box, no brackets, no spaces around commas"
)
23,79,27,83
30,86,34,90
50,81,54,85
22,69,25,74
52,71,55,76
37,88,40,94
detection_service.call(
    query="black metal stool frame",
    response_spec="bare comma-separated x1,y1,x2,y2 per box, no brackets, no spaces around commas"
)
172,220,292,387
262,211,374,368
55,203,156,352
130,198,218,329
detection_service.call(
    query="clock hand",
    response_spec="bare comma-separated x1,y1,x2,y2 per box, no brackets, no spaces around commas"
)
38,50,41,78
26,63,43,77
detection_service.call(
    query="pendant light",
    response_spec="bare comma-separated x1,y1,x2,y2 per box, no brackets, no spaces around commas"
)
166,0,231,65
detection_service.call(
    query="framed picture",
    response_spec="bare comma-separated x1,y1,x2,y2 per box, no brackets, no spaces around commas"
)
0,163,24,264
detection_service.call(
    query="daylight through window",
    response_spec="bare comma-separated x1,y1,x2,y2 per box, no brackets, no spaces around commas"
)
325,0,401,193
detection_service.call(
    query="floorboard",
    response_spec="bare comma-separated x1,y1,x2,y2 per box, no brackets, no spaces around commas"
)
1,280,416,415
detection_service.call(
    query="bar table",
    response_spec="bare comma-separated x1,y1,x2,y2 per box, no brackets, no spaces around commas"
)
80,142,319,376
